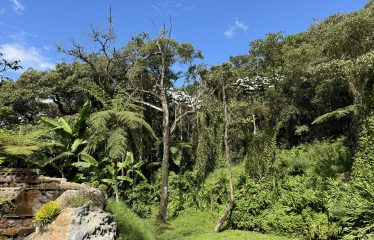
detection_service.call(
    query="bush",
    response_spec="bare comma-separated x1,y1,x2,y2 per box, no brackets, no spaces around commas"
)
125,182,159,218
328,117,374,239
231,178,274,231
107,199,155,240
231,174,342,239
34,201,61,227
275,138,351,177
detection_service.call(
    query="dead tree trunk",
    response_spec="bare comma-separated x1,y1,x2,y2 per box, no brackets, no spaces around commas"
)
215,84,235,232
157,95,170,222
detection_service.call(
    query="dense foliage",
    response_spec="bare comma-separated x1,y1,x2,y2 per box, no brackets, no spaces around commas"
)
1,3,374,240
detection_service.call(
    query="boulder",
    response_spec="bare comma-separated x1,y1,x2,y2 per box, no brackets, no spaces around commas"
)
25,203,116,240
55,187,106,210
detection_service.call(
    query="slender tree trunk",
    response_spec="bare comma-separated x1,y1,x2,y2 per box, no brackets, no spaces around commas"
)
157,96,170,222
215,84,235,232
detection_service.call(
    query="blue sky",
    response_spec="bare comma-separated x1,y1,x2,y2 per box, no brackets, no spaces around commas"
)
0,0,368,80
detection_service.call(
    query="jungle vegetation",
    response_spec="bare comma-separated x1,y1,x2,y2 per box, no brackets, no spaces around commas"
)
1,2,374,240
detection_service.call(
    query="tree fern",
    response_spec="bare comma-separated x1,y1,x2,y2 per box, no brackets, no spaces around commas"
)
0,126,50,156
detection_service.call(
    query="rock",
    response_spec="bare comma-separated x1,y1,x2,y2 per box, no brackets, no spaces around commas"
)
0,187,21,216
25,204,116,240
55,187,106,210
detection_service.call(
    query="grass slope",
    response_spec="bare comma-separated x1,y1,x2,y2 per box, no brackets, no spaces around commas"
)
157,209,294,240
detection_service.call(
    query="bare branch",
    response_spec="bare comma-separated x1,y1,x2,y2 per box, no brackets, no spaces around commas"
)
133,98,163,112
170,107,196,133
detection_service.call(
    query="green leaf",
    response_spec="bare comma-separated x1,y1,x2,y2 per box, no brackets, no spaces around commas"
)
133,161,144,169
40,117,60,129
117,175,133,183
102,178,116,185
57,117,73,135
71,138,84,153
124,152,134,167
135,170,147,181
106,165,115,175
73,101,91,137
98,184,108,191
51,151,75,161
170,146,178,154
118,162,127,171
72,162,91,169
79,152,98,166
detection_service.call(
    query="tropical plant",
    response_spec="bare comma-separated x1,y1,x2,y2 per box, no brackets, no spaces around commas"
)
41,101,96,177
100,151,146,202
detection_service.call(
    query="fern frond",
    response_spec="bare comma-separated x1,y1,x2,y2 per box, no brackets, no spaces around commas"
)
107,128,127,160
312,104,358,125
79,81,111,108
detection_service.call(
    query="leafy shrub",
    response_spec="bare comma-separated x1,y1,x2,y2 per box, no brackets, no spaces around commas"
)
34,201,61,227
125,182,159,218
260,205,332,239
231,178,274,231
275,138,351,177
194,170,228,211
329,116,374,239
107,199,155,240
231,174,343,239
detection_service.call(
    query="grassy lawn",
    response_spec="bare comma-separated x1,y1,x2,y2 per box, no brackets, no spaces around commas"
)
157,209,294,240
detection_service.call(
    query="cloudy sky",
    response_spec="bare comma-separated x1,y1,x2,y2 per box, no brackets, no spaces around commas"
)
0,0,368,79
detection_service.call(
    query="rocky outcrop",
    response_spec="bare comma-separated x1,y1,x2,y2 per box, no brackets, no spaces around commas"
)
25,204,117,240
0,168,115,240
56,188,106,210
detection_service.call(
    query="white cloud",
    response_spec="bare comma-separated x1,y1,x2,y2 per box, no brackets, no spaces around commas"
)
151,0,197,16
9,0,24,14
224,26,235,39
224,18,249,39
235,19,248,31
0,43,54,71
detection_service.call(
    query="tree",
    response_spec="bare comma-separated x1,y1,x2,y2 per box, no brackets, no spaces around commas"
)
0,52,22,79
123,31,203,222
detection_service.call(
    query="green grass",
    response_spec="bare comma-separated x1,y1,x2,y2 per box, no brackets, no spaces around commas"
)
107,199,156,240
157,209,294,240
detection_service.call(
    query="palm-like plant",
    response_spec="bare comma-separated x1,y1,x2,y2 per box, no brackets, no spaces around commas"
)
82,96,157,200
101,151,146,201
41,101,97,177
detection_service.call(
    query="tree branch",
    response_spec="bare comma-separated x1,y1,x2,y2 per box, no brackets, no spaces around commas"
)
170,107,197,134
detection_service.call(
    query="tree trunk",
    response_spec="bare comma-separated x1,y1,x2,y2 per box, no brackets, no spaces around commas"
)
157,97,170,222
215,84,235,232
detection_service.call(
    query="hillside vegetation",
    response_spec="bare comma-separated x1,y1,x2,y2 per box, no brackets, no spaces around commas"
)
1,2,374,240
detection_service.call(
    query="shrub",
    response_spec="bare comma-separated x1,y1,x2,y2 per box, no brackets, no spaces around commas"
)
231,178,274,231
125,182,159,218
275,138,351,177
34,201,61,227
107,199,155,240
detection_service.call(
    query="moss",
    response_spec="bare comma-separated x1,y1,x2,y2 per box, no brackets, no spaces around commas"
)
34,201,61,227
